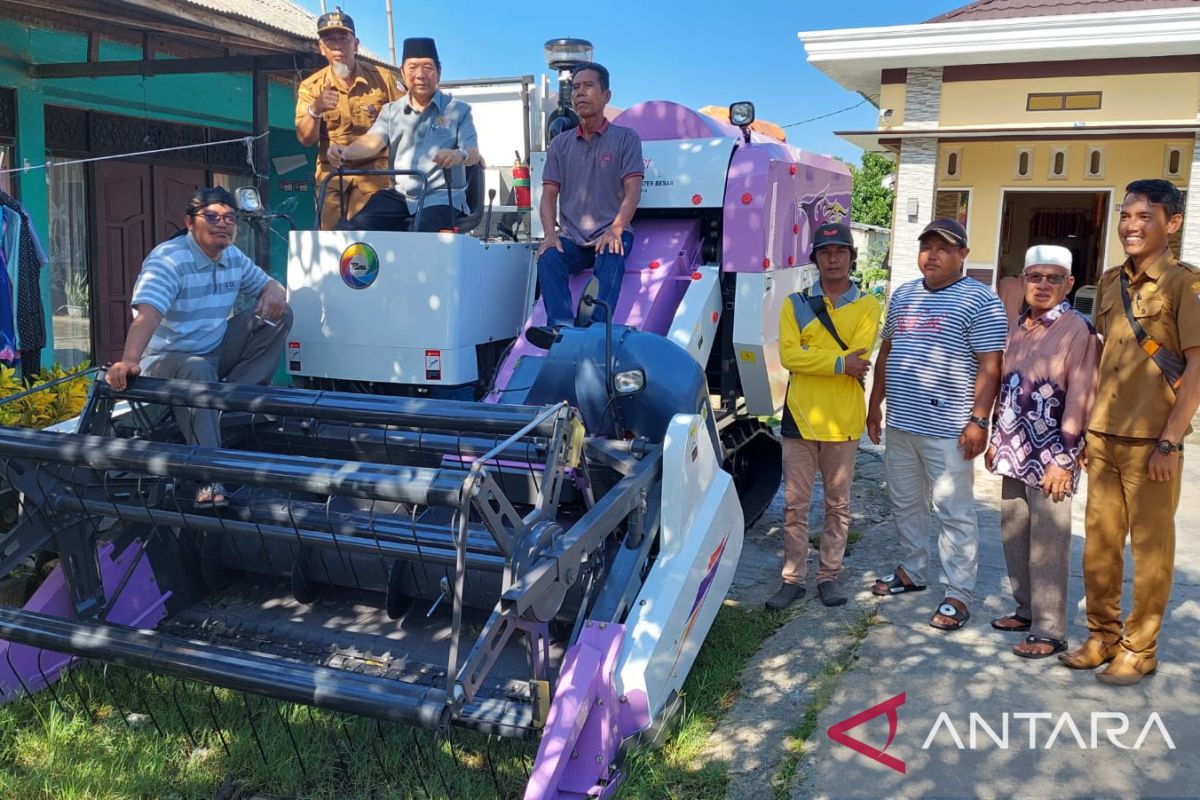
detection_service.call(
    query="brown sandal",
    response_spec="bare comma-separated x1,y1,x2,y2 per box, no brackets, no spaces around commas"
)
194,482,229,509
991,614,1032,632
930,598,970,631
1013,635,1067,659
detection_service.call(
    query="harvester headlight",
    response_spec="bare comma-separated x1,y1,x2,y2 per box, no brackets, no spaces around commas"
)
729,101,756,127
235,187,262,213
613,369,645,395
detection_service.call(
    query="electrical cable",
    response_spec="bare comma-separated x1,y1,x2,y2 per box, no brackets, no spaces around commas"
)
0,131,270,176
781,99,867,129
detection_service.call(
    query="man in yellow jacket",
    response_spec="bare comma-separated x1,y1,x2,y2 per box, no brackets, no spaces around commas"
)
767,223,882,609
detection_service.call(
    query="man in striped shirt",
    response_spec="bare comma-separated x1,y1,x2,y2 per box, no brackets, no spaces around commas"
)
106,187,292,506
866,218,1007,631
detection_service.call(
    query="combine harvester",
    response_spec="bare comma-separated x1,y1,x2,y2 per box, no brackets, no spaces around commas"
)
0,41,848,798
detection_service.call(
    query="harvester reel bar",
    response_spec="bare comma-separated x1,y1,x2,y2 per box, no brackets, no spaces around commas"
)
97,377,563,438
0,427,469,508
0,606,453,728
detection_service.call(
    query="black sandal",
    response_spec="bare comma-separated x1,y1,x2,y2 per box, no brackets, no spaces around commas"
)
1013,635,1067,659
872,566,927,596
930,598,970,631
991,614,1032,632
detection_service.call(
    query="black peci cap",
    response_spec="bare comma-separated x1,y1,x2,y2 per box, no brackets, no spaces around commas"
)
402,37,440,65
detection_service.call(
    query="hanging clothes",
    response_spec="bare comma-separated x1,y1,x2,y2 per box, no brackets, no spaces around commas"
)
0,190,47,376
0,210,16,363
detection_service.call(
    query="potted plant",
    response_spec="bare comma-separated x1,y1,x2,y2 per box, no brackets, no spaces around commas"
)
62,272,89,318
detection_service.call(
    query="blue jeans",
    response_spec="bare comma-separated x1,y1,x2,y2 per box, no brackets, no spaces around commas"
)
536,231,633,327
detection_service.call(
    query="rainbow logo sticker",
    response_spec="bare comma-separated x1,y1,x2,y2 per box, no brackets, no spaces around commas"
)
340,242,379,289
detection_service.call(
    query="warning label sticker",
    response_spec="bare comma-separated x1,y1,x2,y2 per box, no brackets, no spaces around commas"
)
288,341,302,372
425,349,442,381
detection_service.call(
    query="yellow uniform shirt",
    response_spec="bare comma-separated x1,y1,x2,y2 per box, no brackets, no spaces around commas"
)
1089,254,1200,439
295,62,403,228
779,284,882,441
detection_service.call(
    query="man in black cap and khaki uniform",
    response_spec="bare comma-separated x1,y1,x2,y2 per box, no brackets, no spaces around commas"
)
295,7,403,229
329,37,480,231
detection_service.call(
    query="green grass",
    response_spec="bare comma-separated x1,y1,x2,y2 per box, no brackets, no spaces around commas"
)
769,610,878,799
617,604,790,800
0,668,536,799
0,604,789,800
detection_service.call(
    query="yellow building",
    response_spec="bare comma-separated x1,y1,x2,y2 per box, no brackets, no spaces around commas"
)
800,0,1200,294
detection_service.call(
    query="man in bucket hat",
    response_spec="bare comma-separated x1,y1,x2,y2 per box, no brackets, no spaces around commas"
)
766,222,881,609
867,218,1008,630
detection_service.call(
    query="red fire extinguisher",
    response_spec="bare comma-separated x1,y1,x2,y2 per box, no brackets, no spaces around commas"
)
513,151,531,212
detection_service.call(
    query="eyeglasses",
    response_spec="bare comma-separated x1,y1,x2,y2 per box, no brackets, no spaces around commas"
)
194,211,238,226
1023,272,1068,285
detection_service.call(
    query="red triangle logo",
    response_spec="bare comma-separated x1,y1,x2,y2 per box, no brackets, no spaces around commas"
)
826,692,906,774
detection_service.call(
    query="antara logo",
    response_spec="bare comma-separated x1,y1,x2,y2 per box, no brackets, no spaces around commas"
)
827,693,1176,775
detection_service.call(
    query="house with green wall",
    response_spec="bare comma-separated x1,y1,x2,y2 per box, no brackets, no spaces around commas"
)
0,0,335,372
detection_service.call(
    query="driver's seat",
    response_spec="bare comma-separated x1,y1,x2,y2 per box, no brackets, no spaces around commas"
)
452,162,485,235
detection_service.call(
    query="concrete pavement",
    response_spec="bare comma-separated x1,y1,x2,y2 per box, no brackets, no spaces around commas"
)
801,418,1200,799
710,416,1200,799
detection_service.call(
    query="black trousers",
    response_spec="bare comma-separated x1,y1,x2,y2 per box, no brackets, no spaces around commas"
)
340,189,458,232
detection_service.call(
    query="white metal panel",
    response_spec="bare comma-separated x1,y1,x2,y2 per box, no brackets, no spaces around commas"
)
638,138,734,209
444,82,532,205
665,265,721,368
286,230,535,384
530,150,547,240
731,266,816,416
616,413,743,717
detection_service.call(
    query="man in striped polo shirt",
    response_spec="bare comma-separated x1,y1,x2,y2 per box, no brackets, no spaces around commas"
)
106,187,292,507
866,218,1007,631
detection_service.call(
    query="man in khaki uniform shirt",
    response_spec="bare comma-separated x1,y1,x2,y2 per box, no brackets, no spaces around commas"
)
1060,179,1200,685
295,8,403,229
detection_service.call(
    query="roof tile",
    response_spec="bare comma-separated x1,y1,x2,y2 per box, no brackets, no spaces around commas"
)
928,0,1200,23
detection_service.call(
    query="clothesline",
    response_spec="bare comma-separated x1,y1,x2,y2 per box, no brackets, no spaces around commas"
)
0,131,270,176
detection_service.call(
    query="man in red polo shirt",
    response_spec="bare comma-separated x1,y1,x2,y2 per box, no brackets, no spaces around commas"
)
526,63,643,349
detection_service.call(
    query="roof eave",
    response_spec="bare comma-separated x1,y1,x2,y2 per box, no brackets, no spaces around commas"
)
800,8,1200,98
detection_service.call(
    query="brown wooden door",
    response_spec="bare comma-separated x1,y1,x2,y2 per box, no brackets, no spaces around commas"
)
93,161,152,365
153,166,204,243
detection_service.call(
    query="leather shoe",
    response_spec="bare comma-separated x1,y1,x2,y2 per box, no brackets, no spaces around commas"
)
1096,649,1157,686
765,583,805,610
524,325,562,350
1058,637,1119,670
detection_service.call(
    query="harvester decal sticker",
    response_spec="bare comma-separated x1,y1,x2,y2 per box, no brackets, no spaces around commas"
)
669,533,730,677
425,350,442,381
340,243,380,289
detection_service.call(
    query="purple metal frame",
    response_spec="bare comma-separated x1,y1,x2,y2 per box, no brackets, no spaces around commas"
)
0,539,170,701
524,621,650,800
486,218,702,402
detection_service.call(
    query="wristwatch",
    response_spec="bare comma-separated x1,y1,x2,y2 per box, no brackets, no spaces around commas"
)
968,415,989,430
456,147,469,161
1156,439,1183,454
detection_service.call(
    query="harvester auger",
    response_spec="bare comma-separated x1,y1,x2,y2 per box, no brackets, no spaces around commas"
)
0,316,743,798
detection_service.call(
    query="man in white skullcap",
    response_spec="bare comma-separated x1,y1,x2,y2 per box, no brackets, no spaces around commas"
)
985,244,1100,659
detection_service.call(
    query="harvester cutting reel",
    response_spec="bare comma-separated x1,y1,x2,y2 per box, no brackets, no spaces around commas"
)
0,363,742,798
